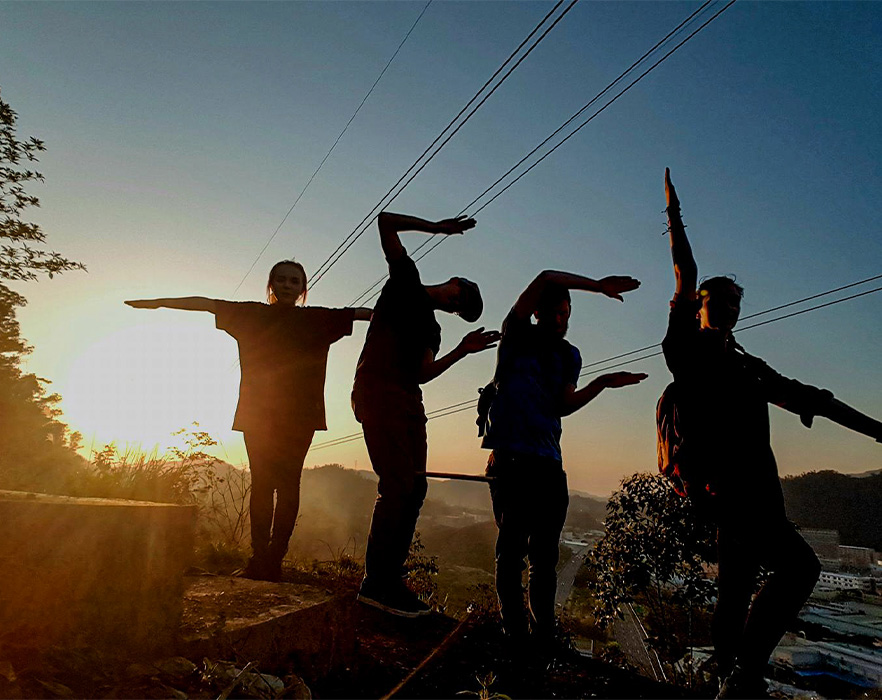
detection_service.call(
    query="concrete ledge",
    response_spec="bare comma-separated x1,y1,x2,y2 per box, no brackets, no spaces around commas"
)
180,576,356,674
0,490,195,655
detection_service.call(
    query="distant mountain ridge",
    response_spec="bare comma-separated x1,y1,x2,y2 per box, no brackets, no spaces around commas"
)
782,470,882,551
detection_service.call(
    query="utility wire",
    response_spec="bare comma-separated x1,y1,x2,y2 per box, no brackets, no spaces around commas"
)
309,273,882,452
230,0,433,297
347,0,729,307
576,271,882,372
310,0,570,286
309,0,578,290
470,0,736,217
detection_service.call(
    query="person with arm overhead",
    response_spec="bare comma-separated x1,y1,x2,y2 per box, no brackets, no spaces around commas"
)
352,211,500,618
126,260,371,582
660,168,882,699
481,268,646,653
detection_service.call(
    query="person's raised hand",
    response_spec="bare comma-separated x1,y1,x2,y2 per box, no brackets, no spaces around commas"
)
665,167,680,211
597,276,641,302
435,216,476,235
459,327,501,354
599,371,648,388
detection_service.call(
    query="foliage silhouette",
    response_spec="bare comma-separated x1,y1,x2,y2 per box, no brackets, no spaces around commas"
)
0,87,85,492
588,473,716,673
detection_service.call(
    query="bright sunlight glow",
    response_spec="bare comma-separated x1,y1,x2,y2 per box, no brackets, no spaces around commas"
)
58,319,243,456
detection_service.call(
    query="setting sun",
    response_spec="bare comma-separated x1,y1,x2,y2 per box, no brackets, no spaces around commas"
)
58,317,242,454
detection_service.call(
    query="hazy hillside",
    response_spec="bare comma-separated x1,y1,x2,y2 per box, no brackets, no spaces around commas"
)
566,494,607,532
782,470,882,551
424,478,493,514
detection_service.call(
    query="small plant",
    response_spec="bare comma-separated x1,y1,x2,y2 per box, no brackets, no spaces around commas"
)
456,672,510,700
405,531,441,608
465,583,499,622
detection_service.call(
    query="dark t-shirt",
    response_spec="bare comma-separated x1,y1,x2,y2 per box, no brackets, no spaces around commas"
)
215,302,354,433
352,255,441,418
662,295,827,512
482,309,582,461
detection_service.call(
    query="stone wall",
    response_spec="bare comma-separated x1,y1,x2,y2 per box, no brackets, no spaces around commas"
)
0,490,195,656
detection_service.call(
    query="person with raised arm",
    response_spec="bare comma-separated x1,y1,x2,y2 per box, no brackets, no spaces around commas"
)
126,260,372,582
661,168,882,698
481,269,646,653
352,211,500,618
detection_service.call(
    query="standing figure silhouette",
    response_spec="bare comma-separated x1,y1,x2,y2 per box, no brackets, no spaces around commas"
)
127,260,371,581
661,168,882,698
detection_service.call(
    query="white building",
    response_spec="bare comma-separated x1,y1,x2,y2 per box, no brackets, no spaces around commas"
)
816,571,875,592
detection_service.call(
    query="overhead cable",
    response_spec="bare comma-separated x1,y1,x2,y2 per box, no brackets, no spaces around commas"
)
309,0,579,290
347,0,730,307
230,0,433,297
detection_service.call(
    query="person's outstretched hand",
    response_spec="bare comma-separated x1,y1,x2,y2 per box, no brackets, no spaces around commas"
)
435,216,476,235
459,327,501,354
597,276,641,302
125,299,160,309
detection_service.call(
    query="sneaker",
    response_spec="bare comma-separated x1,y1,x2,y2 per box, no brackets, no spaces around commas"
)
357,581,431,618
717,666,769,699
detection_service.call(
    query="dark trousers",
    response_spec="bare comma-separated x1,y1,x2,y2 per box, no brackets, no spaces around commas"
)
487,452,569,639
243,425,315,560
360,411,428,587
712,515,820,678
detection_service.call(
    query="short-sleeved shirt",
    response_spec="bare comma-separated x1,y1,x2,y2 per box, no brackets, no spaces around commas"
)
215,302,354,433
481,309,582,461
352,255,441,418
662,294,827,510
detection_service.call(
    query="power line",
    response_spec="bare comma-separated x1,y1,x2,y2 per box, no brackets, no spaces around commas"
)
309,273,882,452
230,0,433,297
309,0,579,290
309,0,570,286
347,0,731,307
470,0,737,217
576,271,882,373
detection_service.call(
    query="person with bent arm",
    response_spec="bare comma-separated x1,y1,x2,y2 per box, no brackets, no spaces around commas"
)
482,268,646,655
352,211,500,618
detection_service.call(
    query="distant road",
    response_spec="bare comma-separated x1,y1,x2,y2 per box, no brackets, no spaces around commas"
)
555,542,667,683
613,603,666,683
555,543,591,607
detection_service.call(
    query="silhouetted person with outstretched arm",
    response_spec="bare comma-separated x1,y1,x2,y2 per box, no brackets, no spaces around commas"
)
352,211,500,618
661,168,882,698
481,270,646,652
126,261,371,582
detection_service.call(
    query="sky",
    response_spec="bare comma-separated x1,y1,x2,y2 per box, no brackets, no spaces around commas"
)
2,1,880,495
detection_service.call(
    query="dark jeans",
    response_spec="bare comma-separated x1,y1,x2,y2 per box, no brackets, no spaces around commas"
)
713,513,820,678
243,425,315,560
359,409,428,587
487,451,569,639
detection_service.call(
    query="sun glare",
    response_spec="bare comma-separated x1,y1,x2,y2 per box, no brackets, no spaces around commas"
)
58,319,242,456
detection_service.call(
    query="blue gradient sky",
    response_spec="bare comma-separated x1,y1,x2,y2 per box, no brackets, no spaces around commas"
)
2,1,880,494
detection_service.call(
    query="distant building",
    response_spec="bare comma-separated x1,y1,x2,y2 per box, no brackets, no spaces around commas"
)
773,636,882,689
800,601,882,639
816,571,875,593
802,529,840,560
840,546,875,571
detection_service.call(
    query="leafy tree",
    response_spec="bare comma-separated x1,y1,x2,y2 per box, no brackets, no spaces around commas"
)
1,89,84,282
588,473,717,671
0,87,84,491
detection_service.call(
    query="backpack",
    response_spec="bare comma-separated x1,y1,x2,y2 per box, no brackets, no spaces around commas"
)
476,381,496,437
656,382,692,497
